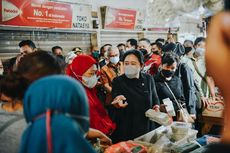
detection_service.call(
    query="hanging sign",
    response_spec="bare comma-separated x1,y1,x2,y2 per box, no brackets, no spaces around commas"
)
72,4,92,29
103,6,136,30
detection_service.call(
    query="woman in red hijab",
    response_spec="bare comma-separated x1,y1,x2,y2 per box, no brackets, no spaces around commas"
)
66,55,116,135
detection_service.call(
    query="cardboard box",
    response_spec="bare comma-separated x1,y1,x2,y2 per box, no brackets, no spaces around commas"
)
202,99,224,118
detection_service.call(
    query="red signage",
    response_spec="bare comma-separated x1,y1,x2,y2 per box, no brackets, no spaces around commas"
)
104,7,136,30
0,0,72,28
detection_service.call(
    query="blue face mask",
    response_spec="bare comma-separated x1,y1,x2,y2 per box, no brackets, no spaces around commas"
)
110,56,119,64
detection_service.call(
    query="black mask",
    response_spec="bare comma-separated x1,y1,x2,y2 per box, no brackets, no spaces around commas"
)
152,50,160,55
139,49,148,56
161,69,175,78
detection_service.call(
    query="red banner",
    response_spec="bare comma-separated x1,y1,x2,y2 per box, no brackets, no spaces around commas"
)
0,0,72,28
104,7,136,30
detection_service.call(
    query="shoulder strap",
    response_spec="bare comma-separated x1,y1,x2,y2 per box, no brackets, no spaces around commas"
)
177,63,182,78
192,60,207,83
0,115,24,135
164,81,183,110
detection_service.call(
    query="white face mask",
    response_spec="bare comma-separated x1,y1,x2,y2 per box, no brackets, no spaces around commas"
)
124,65,140,79
195,48,205,56
126,47,133,51
110,56,119,64
82,75,98,88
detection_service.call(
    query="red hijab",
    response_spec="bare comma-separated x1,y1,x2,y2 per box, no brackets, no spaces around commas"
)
66,55,97,80
66,55,116,135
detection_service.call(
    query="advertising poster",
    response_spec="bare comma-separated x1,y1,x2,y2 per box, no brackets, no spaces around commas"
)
104,6,136,30
0,0,72,28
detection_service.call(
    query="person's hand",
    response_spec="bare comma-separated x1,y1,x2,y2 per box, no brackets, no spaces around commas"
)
160,104,167,113
153,105,160,112
207,136,221,144
190,114,196,120
206,12,230,99
167,34,175,43
111,95,128,108
214,96,223,101
201,96,209,108
86,128,112,145
15,54,25,67
205,12,230,143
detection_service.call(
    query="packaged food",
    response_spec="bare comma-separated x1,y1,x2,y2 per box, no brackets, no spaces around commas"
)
145,109,172,126
104,141,148,153
163,98,176,116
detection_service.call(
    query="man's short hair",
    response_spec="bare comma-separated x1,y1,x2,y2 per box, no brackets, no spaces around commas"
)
122,49,144,65
52,46,63,53
139,38,151,45
108,47,119,56
126,39,138,49
162,52,179,66
155,38,165,44
117,43,125,48
194,37,205,46
19,40,36,49
151,42,163,50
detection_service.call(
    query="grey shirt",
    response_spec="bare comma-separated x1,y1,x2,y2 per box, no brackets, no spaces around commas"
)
0,108,26,153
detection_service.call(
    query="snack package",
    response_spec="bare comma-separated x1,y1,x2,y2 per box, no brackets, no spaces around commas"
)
163,98,176,117
145,109,172,126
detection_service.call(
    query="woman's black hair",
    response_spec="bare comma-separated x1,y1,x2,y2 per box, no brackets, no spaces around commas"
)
0,73,29,100
122,49,144,65
162,52,179,66
183,40,194,46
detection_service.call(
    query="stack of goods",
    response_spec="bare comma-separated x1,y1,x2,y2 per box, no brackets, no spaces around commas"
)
134,122,198,153
145,109,172,126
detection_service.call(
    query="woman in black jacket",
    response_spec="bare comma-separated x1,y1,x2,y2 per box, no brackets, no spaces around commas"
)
110,50,160,143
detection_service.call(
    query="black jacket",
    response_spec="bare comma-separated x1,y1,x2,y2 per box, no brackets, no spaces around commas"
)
154,72,184,112
110,73,159,143
175,63,197,114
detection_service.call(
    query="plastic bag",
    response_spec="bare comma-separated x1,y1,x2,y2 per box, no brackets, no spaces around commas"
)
104,141,148,153
145,109,172,126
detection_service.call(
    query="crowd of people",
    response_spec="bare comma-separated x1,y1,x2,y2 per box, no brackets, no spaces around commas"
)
0,4,230,151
